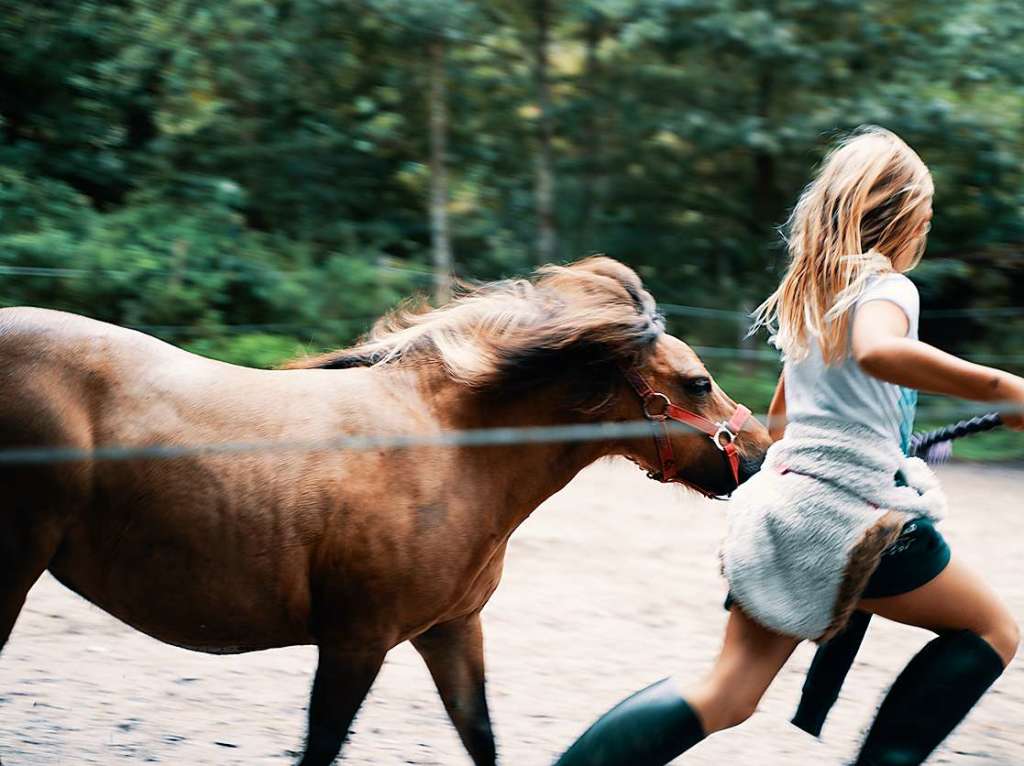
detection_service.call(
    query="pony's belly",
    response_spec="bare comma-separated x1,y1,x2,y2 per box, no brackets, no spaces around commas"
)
47,535,316,653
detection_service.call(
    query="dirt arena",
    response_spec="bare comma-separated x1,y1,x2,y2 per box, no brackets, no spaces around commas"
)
1,460,1020,765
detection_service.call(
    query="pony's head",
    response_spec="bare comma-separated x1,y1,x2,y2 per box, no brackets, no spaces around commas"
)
289,256,770,495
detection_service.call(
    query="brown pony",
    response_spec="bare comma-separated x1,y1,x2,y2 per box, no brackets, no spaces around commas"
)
0,256,769,765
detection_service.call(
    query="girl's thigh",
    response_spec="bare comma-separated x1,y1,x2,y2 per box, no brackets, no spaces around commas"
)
687,607,800,732
713,607,801,690
859,554,1019,665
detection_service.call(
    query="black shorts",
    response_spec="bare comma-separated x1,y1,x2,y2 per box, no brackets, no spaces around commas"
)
860,516,951,599
724,516,951,611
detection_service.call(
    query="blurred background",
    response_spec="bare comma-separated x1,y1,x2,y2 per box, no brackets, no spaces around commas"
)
1,0,1022,456
2,5,1024,764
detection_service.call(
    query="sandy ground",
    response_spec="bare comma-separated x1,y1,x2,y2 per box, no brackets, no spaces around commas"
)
1,460,1021,766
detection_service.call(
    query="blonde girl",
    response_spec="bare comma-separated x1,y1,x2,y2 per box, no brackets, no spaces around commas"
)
555,126,1022,766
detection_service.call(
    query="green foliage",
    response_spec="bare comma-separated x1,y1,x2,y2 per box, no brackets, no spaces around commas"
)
182,333,308,369
0,169,94,235
0,0,1021,459
709,361,783,417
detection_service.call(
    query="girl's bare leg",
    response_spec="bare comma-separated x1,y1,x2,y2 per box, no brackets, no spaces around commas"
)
686,607,800,733
554,607,797,766
853,555,1019,766
556,556,1018,766
859,554,1019,664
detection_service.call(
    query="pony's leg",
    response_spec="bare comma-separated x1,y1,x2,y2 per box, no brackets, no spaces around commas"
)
296,646,387,766
853,555,1018,765
791,609,872,736
0,521,62,653
0,578,37,653
412,612,496,766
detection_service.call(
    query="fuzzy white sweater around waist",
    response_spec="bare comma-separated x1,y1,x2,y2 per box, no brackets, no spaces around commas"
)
721,417,947,640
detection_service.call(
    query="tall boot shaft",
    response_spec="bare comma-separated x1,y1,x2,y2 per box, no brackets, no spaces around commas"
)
854,630,1005,766
554,677,705,766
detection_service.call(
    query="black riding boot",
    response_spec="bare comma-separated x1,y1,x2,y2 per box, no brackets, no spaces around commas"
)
793,610,873,736
554,677,705,766
853,630,1005,766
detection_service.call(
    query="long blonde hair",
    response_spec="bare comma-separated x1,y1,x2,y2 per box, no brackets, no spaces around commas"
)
752,126,934,363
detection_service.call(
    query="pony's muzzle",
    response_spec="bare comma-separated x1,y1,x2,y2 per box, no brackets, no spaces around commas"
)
738,453,766,484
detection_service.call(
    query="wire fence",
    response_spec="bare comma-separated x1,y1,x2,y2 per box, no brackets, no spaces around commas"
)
4,263,1022,320
125,320,376,337
662,303,1024,321
1,257,1021,466
0,400,1018,466
4,282,1019,360
0,262,436,283
689,345,1024,365
0,419,700,466
0,320,1008,365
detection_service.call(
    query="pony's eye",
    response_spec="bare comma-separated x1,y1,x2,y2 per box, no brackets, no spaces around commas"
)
684,377,712,397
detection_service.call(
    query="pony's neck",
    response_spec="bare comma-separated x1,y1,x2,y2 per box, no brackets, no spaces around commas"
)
421,370,633,535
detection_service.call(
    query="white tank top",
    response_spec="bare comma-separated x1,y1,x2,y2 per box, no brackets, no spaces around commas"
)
783,274,920,452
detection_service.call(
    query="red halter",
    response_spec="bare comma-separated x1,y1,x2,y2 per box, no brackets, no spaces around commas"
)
623,367,752,498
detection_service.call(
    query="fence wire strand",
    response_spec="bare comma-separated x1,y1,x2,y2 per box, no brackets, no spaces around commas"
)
0,402,1017,466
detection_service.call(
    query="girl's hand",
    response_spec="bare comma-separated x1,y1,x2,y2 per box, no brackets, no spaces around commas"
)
999,375,1024,431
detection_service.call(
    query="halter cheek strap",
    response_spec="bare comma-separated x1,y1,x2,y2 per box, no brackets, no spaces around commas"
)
623,368,752,498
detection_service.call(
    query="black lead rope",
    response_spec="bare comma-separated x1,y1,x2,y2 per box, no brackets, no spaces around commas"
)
907,412,1003,461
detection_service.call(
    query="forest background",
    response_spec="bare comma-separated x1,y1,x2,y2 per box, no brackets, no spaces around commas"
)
2,0,1022,457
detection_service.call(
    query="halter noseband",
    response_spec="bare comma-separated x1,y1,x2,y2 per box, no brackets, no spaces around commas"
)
623,367,752,499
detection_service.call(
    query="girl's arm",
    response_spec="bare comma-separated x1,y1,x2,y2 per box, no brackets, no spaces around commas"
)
767,373,787,442
852,300,1024,430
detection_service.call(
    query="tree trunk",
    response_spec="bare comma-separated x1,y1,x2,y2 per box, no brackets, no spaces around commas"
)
428,37,453,304
577,9,602,254
532,0,557,264
752,75,777,231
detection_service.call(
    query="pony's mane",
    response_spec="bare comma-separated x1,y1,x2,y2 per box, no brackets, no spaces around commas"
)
286,256,664,394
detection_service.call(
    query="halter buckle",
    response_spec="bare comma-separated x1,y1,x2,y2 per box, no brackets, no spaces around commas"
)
711,424,736,452
641,392,671,420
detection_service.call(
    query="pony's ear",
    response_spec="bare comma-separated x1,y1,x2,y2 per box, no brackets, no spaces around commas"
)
566,254,642,287
564,255,656,319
